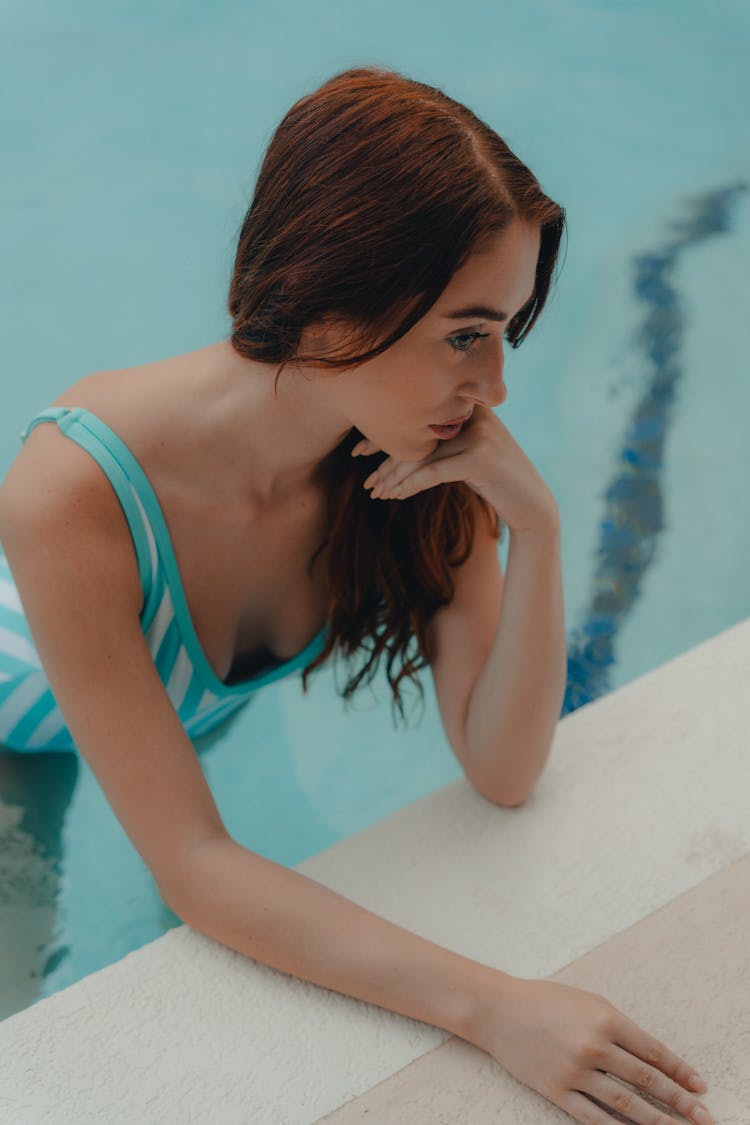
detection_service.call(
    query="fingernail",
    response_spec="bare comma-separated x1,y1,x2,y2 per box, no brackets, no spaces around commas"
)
689,1074,707,1091
693,1108,710,1124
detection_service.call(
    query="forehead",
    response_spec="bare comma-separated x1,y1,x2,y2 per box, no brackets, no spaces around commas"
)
435,221,540,312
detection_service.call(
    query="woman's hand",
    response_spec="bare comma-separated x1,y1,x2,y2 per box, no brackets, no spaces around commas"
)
468,975,714,1124
352,403,558,532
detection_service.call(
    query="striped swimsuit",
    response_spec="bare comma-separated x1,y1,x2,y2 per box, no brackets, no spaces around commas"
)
0,406,330,753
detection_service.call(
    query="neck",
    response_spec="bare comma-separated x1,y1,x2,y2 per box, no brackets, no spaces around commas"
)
205,339,353,505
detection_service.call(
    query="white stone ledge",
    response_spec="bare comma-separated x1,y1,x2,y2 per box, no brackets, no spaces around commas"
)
1,617,748,1125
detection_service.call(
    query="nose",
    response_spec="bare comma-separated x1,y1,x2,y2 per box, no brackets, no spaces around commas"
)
476,339,507,408
496,382,508,406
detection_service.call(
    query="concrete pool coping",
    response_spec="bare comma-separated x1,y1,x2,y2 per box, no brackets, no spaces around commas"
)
1,617,748,1123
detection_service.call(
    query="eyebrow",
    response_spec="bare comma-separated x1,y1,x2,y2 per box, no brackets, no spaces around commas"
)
441,296,535,323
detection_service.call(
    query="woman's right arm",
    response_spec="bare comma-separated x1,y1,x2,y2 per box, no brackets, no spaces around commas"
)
0,433,714,1124
0,429,506,1038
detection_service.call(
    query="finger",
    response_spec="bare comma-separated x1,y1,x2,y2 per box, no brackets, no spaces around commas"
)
363,459,421,495
613,1021,707,1096
563,1089,624,1124
351,438,381,456
364,445,470,498
367,464,413,496
586,1067,714,1125
381,456,468,500
605,1044,713,1122
363,458,396,490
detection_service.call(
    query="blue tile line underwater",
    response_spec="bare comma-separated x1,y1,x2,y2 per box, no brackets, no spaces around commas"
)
562,181,749,716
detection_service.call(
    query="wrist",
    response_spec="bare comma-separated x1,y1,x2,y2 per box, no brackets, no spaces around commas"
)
449,960,521,1046
464,970,528,1054
508,508,561,539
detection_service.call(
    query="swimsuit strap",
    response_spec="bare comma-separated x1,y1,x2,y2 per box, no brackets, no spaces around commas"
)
20,407,158,621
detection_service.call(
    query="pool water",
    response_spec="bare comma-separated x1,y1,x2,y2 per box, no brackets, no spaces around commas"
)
1,0,748,1019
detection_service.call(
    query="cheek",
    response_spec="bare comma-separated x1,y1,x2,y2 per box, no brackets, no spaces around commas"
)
352,347,442,443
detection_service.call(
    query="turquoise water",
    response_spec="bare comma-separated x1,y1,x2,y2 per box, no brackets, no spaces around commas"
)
1,0,748,1017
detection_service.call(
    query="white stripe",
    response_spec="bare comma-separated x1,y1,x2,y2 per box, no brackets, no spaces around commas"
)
198,687,221,711
0,624,42,668
166,645,193,711
0,671,12,684
187,696,245,737
129,483,159,585
214,696,246,720
0,576,24,614
186,714,214,739
145,586,173,659
0,671,49,739
25,705,68,750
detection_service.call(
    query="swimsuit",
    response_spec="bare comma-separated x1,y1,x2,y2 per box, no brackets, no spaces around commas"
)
0,406,329,753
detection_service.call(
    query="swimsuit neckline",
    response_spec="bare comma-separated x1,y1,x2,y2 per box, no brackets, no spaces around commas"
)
55,407,328,698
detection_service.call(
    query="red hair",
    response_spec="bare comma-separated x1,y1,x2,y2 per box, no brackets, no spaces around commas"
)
228,65,566,726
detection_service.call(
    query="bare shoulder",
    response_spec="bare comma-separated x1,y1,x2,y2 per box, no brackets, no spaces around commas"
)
1,355,173,513
0,377,144,614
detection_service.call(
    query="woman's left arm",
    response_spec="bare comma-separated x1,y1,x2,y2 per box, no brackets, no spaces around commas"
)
462,514,566,806
355,402,568,806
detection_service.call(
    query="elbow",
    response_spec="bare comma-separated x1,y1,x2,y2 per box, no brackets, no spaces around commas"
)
471,757,547,808
475,735,556,809
156,831,232,918
480,784,532,809
471,772,533,808
459,728,554,809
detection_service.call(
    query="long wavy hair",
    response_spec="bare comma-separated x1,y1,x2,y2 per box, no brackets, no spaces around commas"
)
228,65,566,727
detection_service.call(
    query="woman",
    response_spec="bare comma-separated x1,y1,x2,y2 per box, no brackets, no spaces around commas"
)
0,66,712,1123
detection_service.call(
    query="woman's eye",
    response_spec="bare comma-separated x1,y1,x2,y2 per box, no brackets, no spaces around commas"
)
448,331,490,353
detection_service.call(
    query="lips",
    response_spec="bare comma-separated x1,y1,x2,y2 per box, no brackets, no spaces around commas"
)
437,412,472,427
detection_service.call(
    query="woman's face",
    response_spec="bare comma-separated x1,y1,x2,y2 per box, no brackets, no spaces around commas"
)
320,217,541,462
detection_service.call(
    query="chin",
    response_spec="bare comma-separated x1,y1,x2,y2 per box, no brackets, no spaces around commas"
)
414,435,439,458
377,430,435,463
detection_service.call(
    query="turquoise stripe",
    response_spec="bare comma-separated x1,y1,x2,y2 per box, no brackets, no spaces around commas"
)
0,675,20,710
48,727,75,752
154,615,182,680
20,412,147,597
7,688,59,748
140,563,168,635
39,409,153,603
179,672,207,719
0,604,35,673
187,695,250,739
0,600,27,631
0,646,31,678
138,553,164,632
